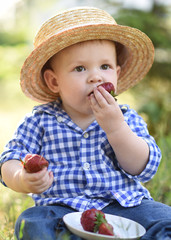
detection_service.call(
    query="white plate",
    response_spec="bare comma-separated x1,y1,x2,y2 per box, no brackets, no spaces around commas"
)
63,212,146,240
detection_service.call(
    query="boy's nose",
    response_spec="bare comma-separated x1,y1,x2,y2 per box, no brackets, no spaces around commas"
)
87,71,103,83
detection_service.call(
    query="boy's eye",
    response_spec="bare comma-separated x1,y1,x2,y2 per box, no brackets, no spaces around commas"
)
74,66,86,72
101,64,110,70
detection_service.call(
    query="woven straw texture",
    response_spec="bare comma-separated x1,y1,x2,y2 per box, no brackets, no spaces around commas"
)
20,7,154,103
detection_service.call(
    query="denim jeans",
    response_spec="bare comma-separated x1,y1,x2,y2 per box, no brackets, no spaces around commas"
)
14,199,171,240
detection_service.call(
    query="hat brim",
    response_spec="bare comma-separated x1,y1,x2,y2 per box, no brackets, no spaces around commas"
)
20,23,154,103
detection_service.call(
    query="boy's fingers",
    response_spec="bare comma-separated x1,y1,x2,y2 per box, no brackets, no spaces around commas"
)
97,86,115,104
26,167,48,182
93,88,107,107
35,172,53,193
90,94,100,112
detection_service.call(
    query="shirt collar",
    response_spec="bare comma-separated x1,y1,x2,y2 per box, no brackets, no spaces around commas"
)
33,101,99,133
33,100,63,116
33,101,129,132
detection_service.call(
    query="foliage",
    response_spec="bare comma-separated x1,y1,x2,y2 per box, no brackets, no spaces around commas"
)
0,45,30,83
131,77,171,140
0,186,34,240
116,4,171,49
149,61,171,81
144,135,171,205
115,1,171,84
0,30,27,46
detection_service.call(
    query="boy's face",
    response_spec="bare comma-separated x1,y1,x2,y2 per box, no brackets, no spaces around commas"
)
44,40,120,121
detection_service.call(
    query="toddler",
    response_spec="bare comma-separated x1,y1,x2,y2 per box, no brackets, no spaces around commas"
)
0,7,171,240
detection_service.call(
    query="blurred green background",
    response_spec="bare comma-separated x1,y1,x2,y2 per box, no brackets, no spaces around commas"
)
0,0,171,239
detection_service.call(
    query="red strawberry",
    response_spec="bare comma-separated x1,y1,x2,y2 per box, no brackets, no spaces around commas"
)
99,82,117,98
80,209,106,232
98,222,114,236
21,154,49,173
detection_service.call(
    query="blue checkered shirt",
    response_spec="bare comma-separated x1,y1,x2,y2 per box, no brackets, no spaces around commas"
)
0,101,161,211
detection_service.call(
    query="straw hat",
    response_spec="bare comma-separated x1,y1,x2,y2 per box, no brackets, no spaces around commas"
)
20,7,154,103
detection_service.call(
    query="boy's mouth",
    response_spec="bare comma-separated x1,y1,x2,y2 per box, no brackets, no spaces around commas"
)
88,91,94,96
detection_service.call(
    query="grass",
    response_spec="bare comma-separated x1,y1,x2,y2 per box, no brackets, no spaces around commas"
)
0,77,35,239
144,135,171,205
0,186,34,240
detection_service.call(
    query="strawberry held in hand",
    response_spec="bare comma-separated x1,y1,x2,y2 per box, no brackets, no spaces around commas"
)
80,208,106,232
99,82,117,98
21,154,49,173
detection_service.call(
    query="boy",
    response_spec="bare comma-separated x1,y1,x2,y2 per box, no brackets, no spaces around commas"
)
0,7,171,240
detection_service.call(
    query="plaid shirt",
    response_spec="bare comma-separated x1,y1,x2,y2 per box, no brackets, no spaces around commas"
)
0,101,161,211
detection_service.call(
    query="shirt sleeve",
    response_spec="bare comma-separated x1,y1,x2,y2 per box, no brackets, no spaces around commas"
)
119,105,161,183
0,111,43,185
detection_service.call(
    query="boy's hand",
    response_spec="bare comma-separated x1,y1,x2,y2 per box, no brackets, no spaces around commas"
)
19,167,53,194
90,86,150,176
89,86,124,134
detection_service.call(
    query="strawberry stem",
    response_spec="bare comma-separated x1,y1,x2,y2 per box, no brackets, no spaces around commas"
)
110,91,117,101
39,153,45,163
19,157,25,167
94,212,107,233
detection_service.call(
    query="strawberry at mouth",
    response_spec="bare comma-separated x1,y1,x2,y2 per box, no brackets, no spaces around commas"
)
98,82,116,97
88,82,117,98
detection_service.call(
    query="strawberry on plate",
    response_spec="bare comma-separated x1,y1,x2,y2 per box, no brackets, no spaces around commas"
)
80,208,106,232
21,154,49,173
98,222,114,236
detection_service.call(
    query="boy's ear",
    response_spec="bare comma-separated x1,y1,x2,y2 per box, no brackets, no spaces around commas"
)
43,69,59,93
116,65,121,78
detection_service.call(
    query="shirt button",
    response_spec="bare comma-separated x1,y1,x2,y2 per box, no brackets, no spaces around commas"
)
83,132,89,138
83,162,90,170
57,116,63,123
